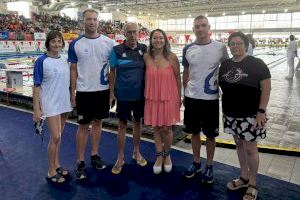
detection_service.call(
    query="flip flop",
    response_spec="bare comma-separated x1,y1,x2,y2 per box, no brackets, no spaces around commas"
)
111,160,125,175
132,155,147,167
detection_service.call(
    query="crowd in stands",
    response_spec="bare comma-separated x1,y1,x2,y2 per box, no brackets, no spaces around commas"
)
0,12,149,40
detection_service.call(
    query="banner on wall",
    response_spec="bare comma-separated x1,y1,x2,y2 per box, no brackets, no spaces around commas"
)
18,41,36,53
34,32,46,40
0,40,71,53
62,33,78,41
0,31,9,40
0,41,17,53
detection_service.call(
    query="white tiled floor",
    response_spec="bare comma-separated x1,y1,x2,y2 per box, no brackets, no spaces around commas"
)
174,141,300,185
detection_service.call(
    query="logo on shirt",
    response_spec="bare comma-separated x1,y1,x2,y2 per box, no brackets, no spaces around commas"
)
78,115,83,121
122,53,127,58
84,49,89,53
222,67,248,83
138,50,143,56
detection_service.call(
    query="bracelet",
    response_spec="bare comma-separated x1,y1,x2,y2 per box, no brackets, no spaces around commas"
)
257,108,266,114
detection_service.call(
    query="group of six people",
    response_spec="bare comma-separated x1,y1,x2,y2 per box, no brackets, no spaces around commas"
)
33,9,271,200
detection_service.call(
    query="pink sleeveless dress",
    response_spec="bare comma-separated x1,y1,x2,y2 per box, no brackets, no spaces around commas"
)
144,64,180,126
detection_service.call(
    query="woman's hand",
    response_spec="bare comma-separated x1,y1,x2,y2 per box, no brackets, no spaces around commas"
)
252,113,268,130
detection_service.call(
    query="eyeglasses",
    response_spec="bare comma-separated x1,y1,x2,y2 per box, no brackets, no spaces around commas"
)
229,42,244,47
126,30,138,35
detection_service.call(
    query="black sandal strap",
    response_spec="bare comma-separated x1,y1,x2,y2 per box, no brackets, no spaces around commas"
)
56,167,69,176
156,152,163,157
163,150,170,157
239,176,249,184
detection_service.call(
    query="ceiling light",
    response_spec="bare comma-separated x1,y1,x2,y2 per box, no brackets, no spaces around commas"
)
262,10,266,13
284,8,288,12
241,11,245,15
188,14,192,17
116,9,120,12
205,13,208,17
222,12,226,16
88,5,92,8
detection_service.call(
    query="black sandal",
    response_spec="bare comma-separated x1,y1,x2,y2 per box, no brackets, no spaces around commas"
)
56,167,69,177
46,173,65,184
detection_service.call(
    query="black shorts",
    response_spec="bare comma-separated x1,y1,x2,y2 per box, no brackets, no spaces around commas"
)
116,100,144,122
76,90,110,124
183,96,219,138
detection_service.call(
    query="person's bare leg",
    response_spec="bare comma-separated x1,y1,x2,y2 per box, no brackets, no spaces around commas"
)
206,137,216,166
153,127,163,167
76,124,89,162
114,120,127,167
245,141,259,187
191,134,201,163
47,115,63,182
234,136,249,180
54,113,68,168
90,119,102,156
132,118,143,159
162,126,173,165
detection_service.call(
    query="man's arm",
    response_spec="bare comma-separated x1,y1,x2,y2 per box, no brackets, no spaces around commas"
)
182,66,189,92
70,63,77,107
170,53,181,104
109,68,116,106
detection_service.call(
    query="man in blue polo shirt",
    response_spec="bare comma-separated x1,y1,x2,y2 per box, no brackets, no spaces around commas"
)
109,22,147,174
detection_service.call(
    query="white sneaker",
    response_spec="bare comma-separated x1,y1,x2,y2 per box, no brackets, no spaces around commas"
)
164,162,172,173
153,164,162,174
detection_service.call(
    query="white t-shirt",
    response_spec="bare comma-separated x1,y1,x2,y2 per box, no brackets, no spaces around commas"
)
33,54,72,117
68,35,115,92
247,43,253,56
287,40,297,57
182,40,229,100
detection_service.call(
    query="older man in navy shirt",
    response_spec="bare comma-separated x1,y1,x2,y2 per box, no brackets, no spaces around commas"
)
109,22,147,174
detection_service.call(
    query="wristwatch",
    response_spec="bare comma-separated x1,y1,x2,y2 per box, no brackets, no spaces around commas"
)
257,108,266,114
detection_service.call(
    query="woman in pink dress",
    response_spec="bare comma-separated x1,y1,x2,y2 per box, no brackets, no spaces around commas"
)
144,29,181,174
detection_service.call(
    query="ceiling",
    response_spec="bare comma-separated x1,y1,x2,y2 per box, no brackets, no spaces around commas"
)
3,0,300,18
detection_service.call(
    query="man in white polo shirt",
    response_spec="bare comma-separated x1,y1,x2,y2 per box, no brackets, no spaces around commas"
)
182,15,229,184
68,9,115,179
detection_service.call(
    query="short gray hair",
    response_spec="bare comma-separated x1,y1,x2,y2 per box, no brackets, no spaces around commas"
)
123,22,139,33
